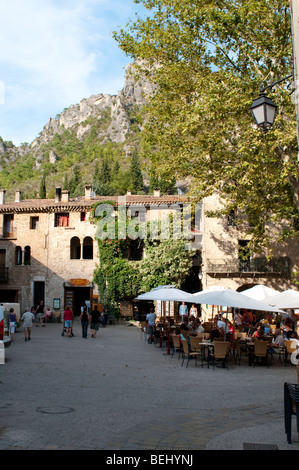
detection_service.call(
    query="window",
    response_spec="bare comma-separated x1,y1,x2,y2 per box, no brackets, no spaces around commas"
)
55,213,69,227
15,246,22,265
70,237,81,259
82,237,93,259
24,246,31,265
30,216,39,229
81,212,86,222
3,214,14,237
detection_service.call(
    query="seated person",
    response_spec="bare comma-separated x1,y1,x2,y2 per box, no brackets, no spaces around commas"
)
252,325,266,340
268,329,285,354
210,328,220,341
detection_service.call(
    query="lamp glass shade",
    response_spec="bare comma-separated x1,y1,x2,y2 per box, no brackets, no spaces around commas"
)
250,94,278,131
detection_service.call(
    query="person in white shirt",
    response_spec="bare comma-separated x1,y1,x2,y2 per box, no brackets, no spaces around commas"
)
21,310,35,341
217,316,230,339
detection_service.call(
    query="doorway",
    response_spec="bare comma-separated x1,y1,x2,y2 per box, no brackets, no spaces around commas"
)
34,282,45,309
64,287,91,316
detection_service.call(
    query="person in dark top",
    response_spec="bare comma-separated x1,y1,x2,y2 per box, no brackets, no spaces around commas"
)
80,304,89,339
90,305,101,338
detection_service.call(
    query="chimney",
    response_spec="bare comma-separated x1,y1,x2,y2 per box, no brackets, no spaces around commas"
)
15,190,22,202
61,190,70,202
85,184,92,200
126,190,132,196
0,189,6,204
154,187,160,197
55,187,62,203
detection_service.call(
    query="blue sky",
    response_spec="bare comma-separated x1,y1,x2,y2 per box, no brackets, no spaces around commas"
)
0,0,144,146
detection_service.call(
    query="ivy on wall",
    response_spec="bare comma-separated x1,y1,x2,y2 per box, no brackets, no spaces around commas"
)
91,201,196,305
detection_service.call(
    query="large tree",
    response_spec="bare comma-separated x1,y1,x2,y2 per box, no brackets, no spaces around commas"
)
114,0,299,251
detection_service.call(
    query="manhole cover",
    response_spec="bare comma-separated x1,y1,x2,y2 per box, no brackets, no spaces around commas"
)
243,443,279,450
36,406,75,415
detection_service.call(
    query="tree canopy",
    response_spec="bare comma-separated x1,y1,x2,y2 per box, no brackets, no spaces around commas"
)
114,0,299,251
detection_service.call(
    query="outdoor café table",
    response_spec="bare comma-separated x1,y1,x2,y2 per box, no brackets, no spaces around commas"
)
201,340,215,368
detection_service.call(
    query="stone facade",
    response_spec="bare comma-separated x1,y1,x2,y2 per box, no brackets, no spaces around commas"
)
0,186,298,320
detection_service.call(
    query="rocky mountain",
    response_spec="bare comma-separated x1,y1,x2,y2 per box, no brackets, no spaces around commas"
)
31,62,154,153
0,62,158,199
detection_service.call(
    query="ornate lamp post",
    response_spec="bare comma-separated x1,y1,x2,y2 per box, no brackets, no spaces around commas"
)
250,75,293,133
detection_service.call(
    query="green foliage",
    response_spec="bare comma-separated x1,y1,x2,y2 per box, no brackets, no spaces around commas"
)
92,201,195,304
39,174,46,199
114,0,299,251
128,150,144,193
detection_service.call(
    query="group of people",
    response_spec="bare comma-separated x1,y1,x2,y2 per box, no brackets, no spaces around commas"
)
145,302,299,360
9,300,110,342
66,303,109,339
8,301,53,342
77,303,107,339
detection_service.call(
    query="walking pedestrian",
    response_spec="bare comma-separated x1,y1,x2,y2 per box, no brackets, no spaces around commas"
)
146,308,156,344
9,308,17,342
21,310,35,341
179,302,188,323
90,305,101,338
35,300,44,327
80,304,89,338
64,305,73,338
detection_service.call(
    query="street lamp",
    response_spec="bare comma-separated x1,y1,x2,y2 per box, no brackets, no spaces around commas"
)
250,92,278,133
250,74,293,132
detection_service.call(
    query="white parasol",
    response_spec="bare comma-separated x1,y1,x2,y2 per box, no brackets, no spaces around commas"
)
267,289,299,309
241,285,281,302
135,285,193,302
190,288,285,313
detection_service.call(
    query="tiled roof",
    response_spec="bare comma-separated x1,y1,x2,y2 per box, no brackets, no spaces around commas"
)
0,194,192,213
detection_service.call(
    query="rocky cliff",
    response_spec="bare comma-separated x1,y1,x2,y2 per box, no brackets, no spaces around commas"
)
0,61,155,164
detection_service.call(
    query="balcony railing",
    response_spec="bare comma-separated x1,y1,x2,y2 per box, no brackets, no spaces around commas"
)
206,257,291,278
0,267,9,282
0,226,16,239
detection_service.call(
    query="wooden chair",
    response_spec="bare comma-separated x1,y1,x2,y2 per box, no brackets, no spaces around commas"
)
210,341,230,370
284,382,299,444
171,335,182,359
284,340,297,365
253,340,270,367
181,339,201,368
189,336,204,355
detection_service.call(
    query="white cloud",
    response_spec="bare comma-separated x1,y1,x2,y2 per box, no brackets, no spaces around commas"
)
0,0,142,144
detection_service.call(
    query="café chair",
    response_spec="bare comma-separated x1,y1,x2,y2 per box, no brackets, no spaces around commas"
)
181,339,201,368
210,341,230,370
284,340,297,366
284,382,299,444
252,340,270,367
171,335,182,359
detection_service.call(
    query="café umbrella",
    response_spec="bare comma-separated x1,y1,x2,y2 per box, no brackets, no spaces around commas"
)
267,289,299,309
190,288,285,313
135,286,193,302
241,285,281,302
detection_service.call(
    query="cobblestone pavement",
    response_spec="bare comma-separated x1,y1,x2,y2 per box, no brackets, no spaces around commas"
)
0,322,298,451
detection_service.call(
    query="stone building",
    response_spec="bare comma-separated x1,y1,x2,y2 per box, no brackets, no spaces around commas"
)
0,187,196,317
0,185,297,319
199,193,299,318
